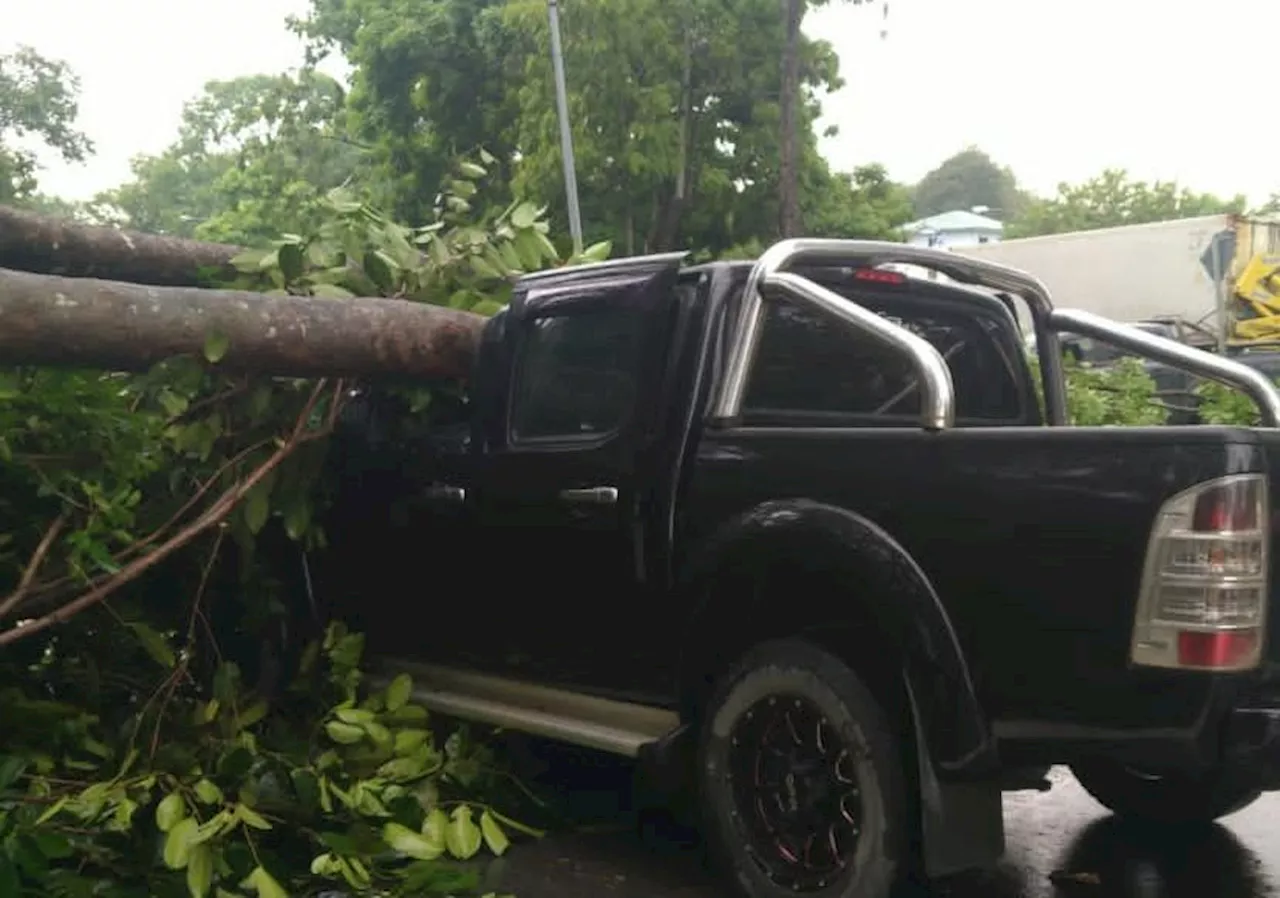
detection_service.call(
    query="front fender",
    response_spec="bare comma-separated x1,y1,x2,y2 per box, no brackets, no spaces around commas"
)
678,498,995,776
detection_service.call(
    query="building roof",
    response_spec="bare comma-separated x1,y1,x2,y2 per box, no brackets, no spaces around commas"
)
902,210,1004,234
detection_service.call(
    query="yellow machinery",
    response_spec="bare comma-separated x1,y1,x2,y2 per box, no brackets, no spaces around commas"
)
1231,251,1280,343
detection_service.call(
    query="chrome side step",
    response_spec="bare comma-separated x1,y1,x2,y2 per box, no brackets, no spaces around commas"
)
371,660,681,758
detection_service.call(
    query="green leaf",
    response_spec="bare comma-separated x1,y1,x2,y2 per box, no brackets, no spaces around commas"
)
277,243,304,283
193,779,223,806
513,231,544,269
444,805,483,859
580,240,613,263
187,843,214,898
128,622,176,668
234,701,269,732
203,330,230,364
457,161,487,178
385,673,412,711
0,755,27,791
229,248,270,273
34,796,67,825
324,721,364,745
383,821,444,860
235,804,271,831
469,254,503,280
326,185,363,214
393,728,429,755
309,283,355,299
480,810,510,856
335,707,375,725
365,721,392,748
421,807,447,855
164,815,199,869
533,231,559,260
31,830,72,859
156,792,187,832
158,389,190,417
290,770,320,811
243,865,287,898
511,202,539,229
470,299,507,317
243,485,270,535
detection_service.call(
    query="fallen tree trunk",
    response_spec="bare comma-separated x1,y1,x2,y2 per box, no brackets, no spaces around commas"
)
0,266,485,381
0,205,242,287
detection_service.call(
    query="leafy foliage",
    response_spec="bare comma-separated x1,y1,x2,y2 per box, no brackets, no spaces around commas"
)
1007,169,1247,239
910,147,1028,221
1063,357,1168,427
0,45,93,206
0,157,578,897
94,71,358,245
1,620,527,897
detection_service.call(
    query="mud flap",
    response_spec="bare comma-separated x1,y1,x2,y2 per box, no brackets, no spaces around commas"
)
905,675,1005,877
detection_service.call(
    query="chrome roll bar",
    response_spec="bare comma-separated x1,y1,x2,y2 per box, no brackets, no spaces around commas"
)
1051,308,1280,427
763,272,955,431
714,238,1061,422
715,238,1280,429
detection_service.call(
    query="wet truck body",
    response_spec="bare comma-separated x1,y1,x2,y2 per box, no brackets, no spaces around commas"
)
320,240,1280,898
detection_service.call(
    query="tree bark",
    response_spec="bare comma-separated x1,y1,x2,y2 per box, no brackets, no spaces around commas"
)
0,267,485,382
778,0,804,239
0,205,242,287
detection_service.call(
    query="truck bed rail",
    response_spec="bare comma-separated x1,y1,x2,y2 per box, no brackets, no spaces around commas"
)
714,238,1280,429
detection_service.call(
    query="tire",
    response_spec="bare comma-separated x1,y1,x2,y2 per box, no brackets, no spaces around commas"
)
698,639,908,898
1071,760,1261,824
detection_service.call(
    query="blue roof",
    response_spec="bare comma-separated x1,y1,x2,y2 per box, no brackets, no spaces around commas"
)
902,210,1004,233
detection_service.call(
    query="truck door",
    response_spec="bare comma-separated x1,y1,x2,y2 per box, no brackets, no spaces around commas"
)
465,254,685,698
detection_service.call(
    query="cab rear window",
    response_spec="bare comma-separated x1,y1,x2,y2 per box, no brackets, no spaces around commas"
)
742,290,1027,424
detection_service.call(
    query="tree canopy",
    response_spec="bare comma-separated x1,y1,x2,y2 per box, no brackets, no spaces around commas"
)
0,46,93,208
910,147,1026,220
1006,168,1247,238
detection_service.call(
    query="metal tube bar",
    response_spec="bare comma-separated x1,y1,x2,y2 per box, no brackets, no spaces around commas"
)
760,272,955,430
714,239,1056,421
1050,307,1280,427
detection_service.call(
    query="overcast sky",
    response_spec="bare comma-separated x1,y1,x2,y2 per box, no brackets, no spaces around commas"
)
7,0,1279,205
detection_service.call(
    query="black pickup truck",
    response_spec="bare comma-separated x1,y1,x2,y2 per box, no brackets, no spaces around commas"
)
317,239,1280,898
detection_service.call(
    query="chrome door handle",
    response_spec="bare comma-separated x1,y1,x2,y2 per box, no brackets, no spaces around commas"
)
558,486,618,506
425,483,466,503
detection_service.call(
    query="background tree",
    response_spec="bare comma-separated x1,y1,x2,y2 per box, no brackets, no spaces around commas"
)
1253,192,1280,217
502,0,847,255
291,0,520,225
778,0,883,238
95,71,357,245
909,146,1026,220
0,46,93,208
1008,169,1246,238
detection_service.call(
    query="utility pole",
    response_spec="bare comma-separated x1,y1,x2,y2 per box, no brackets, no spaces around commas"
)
547,0,584,255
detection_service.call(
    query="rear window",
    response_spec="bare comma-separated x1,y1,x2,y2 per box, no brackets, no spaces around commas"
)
742,289,1025,423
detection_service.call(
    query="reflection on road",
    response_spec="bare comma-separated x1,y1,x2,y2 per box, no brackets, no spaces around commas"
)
491,746,1278,898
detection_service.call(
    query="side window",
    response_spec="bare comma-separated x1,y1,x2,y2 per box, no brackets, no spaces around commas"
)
509,305,646,442
743,298,1022,422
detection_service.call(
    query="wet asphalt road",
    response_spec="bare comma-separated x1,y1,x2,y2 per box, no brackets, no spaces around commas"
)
480,747,1279,898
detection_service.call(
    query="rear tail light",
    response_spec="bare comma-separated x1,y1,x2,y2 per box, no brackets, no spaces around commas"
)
1130,474,1270,671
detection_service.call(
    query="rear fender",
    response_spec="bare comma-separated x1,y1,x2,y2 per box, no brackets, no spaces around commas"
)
678,498,995,776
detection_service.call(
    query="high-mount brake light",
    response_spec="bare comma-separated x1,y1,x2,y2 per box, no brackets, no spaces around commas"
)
852,268,906,285
1130,474,1270,672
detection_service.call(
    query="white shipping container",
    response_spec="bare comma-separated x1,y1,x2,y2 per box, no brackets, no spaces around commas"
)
947,215,1240,333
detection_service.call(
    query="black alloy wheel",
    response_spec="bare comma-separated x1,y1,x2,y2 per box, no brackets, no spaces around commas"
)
728,693,864,890
699,639,907,898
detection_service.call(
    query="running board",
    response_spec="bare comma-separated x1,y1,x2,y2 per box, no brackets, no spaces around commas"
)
370,660,680,758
